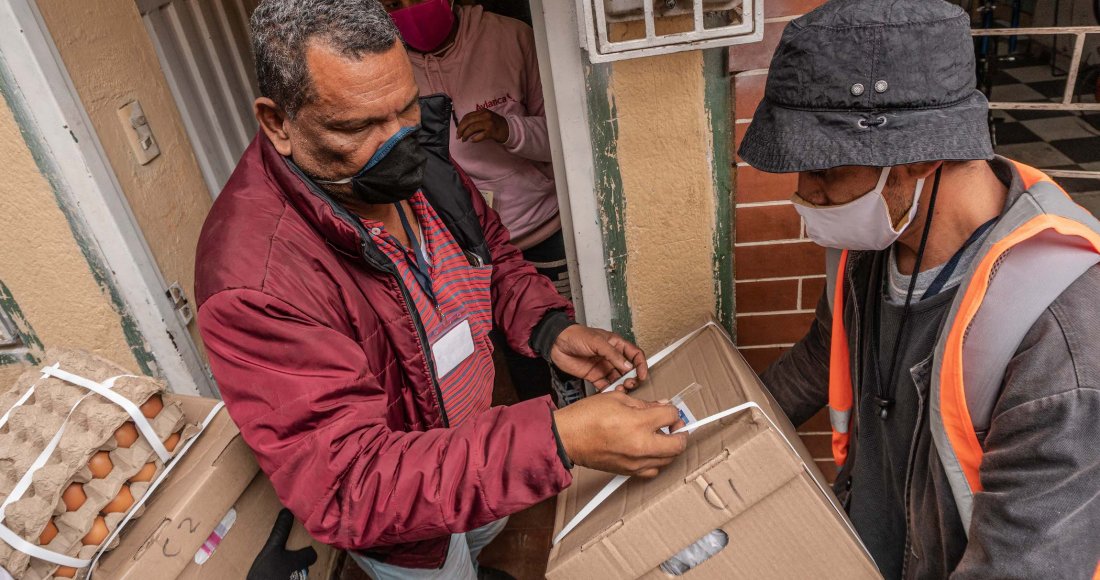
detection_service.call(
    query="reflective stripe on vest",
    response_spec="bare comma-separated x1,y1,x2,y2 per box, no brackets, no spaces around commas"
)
825,161,1100,537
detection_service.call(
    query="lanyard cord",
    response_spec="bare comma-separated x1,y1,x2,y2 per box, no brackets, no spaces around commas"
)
394,202,435,302
872,166,942,420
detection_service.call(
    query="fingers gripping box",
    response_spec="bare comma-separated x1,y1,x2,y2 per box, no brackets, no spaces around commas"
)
547,322,880,580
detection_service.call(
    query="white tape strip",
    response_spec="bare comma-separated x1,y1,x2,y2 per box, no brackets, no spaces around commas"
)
41,365,171,463
552,401,759,546
0,388,105,568
0,363,224,571
86,401,225,579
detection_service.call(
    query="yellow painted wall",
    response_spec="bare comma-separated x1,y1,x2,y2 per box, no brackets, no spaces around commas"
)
0,92,138,383
609,34,719,352
35,0,212,356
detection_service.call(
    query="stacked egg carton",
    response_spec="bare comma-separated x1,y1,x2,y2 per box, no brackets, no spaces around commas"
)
0,350,200,579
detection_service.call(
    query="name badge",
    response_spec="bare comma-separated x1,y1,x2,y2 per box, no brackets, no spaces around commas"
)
431,319,475,378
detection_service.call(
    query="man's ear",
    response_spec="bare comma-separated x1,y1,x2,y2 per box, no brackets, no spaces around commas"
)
903,160,945,181
255,97,293,156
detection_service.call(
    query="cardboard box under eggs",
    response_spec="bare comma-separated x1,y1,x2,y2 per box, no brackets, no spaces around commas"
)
0,351,336,579
94,416,338,580
546,322,881,580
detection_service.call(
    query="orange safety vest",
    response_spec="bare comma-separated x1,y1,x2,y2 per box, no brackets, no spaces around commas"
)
826,161,1100,535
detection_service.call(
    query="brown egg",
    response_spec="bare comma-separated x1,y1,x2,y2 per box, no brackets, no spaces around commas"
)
61,482,86,511
114,422,138,448
163,431,181,452
38,520,58,545
87,451,113,479
129,462,157,483
102,484,134,514
139,394,163,419
82,516,108,546
54,566,76,578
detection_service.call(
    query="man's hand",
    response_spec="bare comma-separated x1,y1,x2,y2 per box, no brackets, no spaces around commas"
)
457,109,509,143
553,391,687,478
247,509,317,580
550,325,648,390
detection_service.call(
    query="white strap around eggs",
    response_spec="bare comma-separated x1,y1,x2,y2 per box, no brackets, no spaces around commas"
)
0,364,222,570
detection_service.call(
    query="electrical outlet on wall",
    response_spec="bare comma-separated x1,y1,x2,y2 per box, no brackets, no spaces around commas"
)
116,100,161,165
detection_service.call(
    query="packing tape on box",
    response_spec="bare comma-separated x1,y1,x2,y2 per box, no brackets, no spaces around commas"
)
560,322,873,561
0,364,225,570
552,401,762,546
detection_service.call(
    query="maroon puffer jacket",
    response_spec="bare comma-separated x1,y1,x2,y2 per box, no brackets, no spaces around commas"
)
194,131,573,568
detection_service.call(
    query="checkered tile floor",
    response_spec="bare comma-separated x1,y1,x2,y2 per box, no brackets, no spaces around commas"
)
988,57,1100,215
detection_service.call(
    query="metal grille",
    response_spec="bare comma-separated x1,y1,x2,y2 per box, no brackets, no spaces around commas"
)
136,0,262,197
579,0,763,62
973,25,1100,182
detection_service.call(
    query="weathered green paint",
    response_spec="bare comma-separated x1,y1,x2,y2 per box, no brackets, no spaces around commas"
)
704,48,735,337
0,61,157,375
584,59,636,342
0,280,43,366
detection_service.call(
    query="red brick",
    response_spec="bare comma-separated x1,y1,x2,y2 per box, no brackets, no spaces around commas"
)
739,346,788,373
798,408,831,432
736,204,801,243
736,279,799,313
801,276,827,309
765,0,825,18
815,459,839,484
733,121,749,163
735,241,825,280
799,433,833,460
734,72,767,120
736,165,798,204
736,311,816,346
728,20,787,72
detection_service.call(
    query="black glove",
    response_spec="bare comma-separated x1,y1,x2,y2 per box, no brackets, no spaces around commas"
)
247,509,318,580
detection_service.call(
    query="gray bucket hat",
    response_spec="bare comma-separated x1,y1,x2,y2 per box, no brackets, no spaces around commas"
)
738,0,994,173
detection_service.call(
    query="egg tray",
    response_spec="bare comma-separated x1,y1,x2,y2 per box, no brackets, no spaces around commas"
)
0,350,200,580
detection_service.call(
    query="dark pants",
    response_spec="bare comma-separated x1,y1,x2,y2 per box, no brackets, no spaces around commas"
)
496,229,570,401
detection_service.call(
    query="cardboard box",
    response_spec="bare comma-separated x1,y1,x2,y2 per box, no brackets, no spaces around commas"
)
177,473,339,580
92,396,260,579
547,322,880,580
94,395,339,579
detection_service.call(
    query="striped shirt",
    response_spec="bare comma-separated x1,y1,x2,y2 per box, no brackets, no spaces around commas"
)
363,192,495,426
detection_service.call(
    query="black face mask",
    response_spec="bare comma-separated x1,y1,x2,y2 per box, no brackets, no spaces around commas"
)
317,125,427,204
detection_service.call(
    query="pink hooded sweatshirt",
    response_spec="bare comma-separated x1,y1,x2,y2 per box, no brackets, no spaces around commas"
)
408,6,559,249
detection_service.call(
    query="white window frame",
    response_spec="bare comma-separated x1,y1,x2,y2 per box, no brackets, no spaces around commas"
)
578,0,764,63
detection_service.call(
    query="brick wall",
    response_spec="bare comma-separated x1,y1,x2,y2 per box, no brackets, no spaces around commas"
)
729,0,835,481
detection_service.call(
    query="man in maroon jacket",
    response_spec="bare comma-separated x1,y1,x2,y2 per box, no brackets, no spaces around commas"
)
194,1,687,578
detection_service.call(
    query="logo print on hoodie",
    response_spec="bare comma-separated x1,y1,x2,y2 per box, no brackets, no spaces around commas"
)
475,93,517,111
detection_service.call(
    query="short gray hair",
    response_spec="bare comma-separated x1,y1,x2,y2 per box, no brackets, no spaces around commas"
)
251,0,400,117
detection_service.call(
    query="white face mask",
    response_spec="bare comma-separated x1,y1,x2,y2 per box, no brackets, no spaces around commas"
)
791,167,925,251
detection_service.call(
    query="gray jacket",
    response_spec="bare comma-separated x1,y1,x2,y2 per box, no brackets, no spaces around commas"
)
762,167,1100,579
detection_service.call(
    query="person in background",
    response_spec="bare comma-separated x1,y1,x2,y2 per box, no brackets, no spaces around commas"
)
383,0,571,403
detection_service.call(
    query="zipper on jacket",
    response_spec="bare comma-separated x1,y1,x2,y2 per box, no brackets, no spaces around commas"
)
390,264,451,428
284,158,452,428
900,377,927,580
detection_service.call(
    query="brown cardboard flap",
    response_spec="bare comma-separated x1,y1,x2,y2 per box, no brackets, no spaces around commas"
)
177,473,337,580
547,323,879,580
